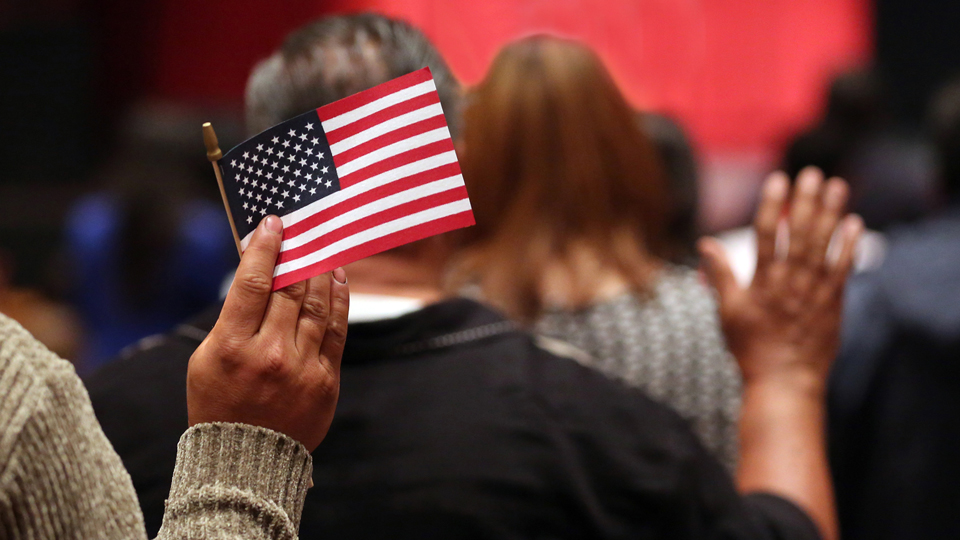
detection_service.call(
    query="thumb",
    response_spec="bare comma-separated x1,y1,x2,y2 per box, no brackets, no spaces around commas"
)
698,237,738,301
220,215,284,338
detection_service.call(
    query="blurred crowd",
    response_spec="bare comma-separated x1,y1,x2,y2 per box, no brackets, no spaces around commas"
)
1,6,960,540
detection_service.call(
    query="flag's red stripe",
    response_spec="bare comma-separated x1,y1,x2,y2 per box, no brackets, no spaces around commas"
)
338,139,457,188
278,187,469,265
317,68,433,123
272,210,476,290
284,161,463,239
332,115,449,170
323,92,441,145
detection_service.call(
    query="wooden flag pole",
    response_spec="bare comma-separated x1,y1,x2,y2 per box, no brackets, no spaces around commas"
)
203,122,243,258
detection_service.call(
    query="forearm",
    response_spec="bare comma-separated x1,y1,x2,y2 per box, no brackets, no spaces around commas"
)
156,423,312,540
737,375,837,540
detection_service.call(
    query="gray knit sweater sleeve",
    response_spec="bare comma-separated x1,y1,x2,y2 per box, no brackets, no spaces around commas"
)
0,313,312,540
157,424,312,539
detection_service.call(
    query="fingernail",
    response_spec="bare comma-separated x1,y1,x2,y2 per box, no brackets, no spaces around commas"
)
765,173,789,199
845,214,864,235
262,215,283,234
333,267,347,284
798,169,822,191
824,181,847,208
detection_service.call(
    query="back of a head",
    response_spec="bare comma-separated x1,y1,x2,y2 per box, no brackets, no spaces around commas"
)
453,36,669,321
825,69,886,133
784,69,886,179
640,112,700,264
245,13,460,137
928,78,960,202
244,13,461,266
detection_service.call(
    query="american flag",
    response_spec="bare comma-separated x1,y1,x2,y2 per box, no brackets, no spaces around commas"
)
218,68,474,289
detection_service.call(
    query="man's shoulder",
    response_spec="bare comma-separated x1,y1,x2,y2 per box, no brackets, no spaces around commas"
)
409,309,703,452
343,297,690,427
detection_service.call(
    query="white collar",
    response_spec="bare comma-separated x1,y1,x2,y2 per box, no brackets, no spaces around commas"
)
348,293,426,323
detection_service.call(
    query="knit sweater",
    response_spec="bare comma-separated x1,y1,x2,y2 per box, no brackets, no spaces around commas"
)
0,313,313,539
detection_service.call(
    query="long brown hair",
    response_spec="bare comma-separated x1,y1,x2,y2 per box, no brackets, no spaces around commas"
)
449,36,670,322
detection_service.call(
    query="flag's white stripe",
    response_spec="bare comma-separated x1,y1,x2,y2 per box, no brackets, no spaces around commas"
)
329,103,444,156
239,150,460,250
280,175,465,252
274,198,472,276
336,127,451,178
321,80,437,133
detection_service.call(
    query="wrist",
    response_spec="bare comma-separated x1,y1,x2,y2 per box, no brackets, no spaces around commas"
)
741,367,827,401
735,342,831,399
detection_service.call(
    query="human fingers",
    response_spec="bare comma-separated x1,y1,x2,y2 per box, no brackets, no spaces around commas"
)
295,271,334,358
805,178,849,272
317,267,350,373
698,237,739,303
828,214,863,285
754,172,790,282
218,216,283,339
785,167,825,269
812,213,863,309
261,278,308,343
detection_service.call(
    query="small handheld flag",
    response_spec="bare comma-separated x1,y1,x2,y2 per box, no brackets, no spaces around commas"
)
210,68,474,290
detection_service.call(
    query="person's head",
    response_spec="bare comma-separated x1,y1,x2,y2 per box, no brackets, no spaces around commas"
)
245,13,462,288
451,36,669,321
823,69,886,133
928,78,960,202
783,69,886,180
246,13,460,137
639,112,700,264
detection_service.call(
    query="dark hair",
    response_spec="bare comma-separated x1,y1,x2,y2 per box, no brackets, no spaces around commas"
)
783,69,886,180
246,13,461,136
449,37,669,322
928,78,960,199
640,112,700,264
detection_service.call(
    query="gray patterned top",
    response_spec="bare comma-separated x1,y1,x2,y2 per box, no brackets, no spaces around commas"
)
535,266,741,472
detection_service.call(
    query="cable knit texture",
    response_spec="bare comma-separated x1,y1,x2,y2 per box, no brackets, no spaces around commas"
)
0,313,312,539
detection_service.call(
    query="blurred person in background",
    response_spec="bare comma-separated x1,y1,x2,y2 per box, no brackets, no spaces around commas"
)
718,69,938,287
0,249,82,361
828,78,960,540
64,103,236,372
640,112,702,266
88,14,859,540
785,68,937,231
449,37,741,471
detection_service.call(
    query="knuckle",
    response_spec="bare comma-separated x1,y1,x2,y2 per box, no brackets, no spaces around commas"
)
317,375,340,402
261,340,291,375
301,294,330,321
211,335,245,366
325,315,348,342
234,271,273,297
277,280,306,300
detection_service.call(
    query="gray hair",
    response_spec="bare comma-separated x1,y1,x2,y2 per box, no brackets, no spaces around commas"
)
245,13,461,137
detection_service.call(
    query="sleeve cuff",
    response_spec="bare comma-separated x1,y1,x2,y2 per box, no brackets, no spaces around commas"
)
168,422,313,529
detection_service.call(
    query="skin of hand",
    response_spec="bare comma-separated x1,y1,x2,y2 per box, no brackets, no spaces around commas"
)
186,215,349,452
698,167,863,540
698,167,862,394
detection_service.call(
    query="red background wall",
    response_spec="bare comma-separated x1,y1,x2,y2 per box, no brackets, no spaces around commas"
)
146,0,872,156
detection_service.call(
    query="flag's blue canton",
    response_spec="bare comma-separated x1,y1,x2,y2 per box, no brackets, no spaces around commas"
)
219,110,341,240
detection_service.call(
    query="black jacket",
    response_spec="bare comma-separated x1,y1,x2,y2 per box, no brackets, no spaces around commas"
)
831,206,960,540
87,298,818,539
